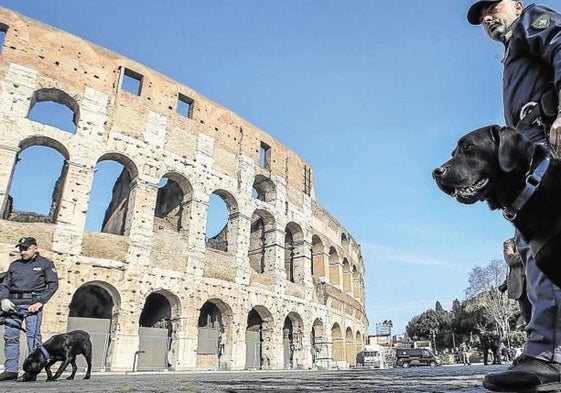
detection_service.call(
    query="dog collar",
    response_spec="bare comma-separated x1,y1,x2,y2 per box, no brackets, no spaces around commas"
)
503,157,550,221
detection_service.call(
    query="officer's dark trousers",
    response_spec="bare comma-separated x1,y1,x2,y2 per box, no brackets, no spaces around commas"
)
515,126,561,362
3,307,43,373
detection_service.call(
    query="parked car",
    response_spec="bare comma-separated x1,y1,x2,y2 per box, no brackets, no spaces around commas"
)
394,348,442,368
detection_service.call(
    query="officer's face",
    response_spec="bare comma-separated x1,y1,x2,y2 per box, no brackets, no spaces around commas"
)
480,1,523,42
18,244,37,260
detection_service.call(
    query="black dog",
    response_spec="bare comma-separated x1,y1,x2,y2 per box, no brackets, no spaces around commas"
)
433,125,561,287
20,329,92,381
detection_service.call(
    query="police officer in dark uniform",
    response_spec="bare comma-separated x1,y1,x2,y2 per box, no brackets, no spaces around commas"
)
467,1,561,391
0,237,59,381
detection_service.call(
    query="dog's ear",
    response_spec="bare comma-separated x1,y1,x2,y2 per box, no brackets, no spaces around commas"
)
498,127,533,173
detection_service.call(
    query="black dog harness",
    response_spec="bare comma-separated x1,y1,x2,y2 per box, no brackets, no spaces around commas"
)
502,156,550,221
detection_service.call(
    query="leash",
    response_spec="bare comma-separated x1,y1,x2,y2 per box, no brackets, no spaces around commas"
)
0,306,51,360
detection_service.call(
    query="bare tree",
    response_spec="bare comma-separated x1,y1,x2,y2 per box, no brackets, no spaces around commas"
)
464,259,517,338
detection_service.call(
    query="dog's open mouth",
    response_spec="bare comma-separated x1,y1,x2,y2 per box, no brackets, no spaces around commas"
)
453,178,489,202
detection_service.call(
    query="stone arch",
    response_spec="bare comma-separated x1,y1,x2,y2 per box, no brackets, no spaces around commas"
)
3,136,70,223
355,330,363,361
342,258,352,293
137,290,180,371
87,152,139,235
328,247,341,286
28,87,80,134
245,305,274,370
205,188,239,253
284,222,304,283
310,318,326,368
252,174,276,203
352,265,360,298
154,172,193,234
67,281,121,372
331,323,344,363
248,208,276,273
311,235,325,280
282,311,304,369
196,299,234,370
341,232,349,251
345,327,355,366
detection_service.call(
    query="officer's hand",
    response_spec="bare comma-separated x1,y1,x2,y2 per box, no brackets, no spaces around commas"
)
549,115,561,155
1,298,16,313
28,302,43,313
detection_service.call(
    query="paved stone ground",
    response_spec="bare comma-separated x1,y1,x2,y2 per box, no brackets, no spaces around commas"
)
0,364,515,393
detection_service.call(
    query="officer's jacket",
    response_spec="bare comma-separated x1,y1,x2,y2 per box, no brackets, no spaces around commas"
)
503,4,561,127
0,253,59,303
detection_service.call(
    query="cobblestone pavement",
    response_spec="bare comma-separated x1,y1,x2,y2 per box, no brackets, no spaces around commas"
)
0,364,517,393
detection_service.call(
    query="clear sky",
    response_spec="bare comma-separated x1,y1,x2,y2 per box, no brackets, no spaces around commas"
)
2,0,555,335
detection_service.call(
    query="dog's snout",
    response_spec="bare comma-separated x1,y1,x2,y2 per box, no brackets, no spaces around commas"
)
432,166,446,179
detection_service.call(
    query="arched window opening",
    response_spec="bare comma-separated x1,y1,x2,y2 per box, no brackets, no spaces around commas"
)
28,88,79,134
311,235,325,279
252,175,276,203
4,145,66,223
248,209,275,274
285,230,295,282
86,157,136,235
206,192,229,251
284,222,304,284
329,247,340,286
154,175,191,233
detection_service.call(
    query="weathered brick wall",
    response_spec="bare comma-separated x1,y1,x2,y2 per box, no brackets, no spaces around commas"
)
0,6,368,371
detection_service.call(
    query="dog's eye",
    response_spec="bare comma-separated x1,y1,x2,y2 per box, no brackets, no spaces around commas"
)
460,143,473,154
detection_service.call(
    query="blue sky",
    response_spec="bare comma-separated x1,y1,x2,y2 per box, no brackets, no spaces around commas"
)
2,0,554,335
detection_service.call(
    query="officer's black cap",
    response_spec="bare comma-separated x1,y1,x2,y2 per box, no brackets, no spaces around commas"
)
15,236,37,248
467,0,503,25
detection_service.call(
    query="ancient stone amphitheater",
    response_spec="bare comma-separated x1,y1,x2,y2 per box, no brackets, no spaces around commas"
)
0,6,367,372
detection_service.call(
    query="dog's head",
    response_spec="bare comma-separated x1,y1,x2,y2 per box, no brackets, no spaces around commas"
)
22,348,48,379
432,125,535,209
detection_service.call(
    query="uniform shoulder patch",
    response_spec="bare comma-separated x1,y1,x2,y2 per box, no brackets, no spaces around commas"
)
531,13,550,29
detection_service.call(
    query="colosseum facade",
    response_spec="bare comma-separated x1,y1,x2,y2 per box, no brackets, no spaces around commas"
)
0,6,367,372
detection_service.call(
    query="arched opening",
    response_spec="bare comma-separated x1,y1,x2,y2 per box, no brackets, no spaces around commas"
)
28,88,79,134
67,282,120,372
329,247,340,286
3,139,68,223
245,306,273,370
341,232,349,251
331,323,344,363
85,154,138,235
311,235,325,280
154,173,193,234
248,209,275,273
251,174,276,203
283,312,304,369
206,190,238,252
342,258,352,293
355,331,363,363
284,222,304,283
196,300,230,370
345,327,355,366
311,319,326,369
137,292,174,371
